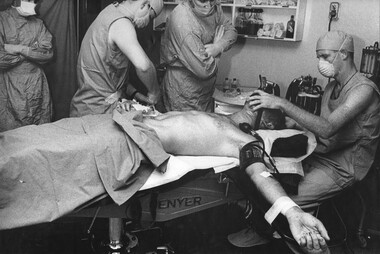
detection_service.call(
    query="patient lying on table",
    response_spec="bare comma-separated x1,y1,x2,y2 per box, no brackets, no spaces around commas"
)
126,103,328,254
0,102,327,253
141,108,285,157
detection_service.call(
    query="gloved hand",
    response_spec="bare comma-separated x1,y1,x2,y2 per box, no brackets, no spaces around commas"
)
204,25,225,58
134,91,160,106
213,25,225,44
134,92,150,105
146,91,161,105
204,43,223,58
4,44,27,54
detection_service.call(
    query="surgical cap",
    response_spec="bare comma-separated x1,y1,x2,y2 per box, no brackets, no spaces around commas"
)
316,30,354,52
150,0,164,17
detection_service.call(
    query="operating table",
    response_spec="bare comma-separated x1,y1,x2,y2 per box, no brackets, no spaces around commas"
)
0,107,316,253
67,129,316,253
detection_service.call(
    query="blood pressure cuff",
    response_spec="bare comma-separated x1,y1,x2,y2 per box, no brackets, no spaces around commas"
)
239,141,265,171
270,134,308,158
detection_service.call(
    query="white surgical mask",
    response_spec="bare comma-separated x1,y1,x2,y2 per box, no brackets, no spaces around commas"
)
317,36,349,78
191,0,216,17
15,1,37,17
318,58,336,78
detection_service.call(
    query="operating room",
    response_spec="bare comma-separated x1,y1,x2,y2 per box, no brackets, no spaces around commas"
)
0,0,380,253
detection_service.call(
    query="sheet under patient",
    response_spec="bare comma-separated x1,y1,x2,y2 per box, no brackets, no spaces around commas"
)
0,103,315,229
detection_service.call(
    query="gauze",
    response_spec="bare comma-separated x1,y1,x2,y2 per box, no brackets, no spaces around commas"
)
15,1,36,16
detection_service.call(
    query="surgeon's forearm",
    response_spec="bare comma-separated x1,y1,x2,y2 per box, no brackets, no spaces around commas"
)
20,46,54,64
218,17,237,51
136,62,160,98
0,51,24,70
279,99,332,138
216,34,236,53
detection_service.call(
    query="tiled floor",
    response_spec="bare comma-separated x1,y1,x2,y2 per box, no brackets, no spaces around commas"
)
1,204,379,254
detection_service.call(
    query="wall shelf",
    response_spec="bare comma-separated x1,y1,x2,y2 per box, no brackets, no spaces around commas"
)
154,0,307,42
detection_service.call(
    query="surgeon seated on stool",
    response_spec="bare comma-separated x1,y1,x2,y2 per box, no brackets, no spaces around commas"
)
229,30,380,254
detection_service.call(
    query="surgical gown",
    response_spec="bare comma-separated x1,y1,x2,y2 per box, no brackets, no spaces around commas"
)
70,3,133,117
0,8,53,132
160,2,237,112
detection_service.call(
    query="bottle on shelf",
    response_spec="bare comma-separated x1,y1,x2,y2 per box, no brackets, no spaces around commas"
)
286,15,295,39
231,78,239,90
222,77,231,92
235,8,248,35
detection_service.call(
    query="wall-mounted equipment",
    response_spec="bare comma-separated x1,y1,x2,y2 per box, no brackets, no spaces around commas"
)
329,2,340,20
360,42,380,78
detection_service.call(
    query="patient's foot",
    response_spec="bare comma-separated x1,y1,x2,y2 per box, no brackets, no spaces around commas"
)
228,227,270,247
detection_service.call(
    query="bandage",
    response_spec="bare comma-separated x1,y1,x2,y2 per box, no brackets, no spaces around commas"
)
260,171,272,178
239,141,265,171
264,196,299,225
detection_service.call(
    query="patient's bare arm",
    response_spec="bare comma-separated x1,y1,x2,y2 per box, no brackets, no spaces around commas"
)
244,161,330,253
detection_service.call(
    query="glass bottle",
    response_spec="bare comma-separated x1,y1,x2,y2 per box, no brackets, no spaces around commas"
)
222,77,231,92
231,78,239,90
286,15,295,38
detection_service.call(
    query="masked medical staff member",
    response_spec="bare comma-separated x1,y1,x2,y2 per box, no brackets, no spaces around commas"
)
160,0,237,112
70,0,164,117
244,30,380,253
0,0,53,132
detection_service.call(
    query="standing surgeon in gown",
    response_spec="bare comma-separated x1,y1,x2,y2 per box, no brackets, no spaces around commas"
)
0,0,54,132
160,0,237,112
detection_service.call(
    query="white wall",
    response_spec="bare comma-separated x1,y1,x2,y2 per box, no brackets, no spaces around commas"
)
218,0,380,95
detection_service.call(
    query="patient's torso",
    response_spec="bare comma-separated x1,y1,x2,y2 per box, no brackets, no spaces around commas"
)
143,111,254,157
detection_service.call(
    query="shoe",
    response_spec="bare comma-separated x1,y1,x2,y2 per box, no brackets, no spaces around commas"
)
272,231,281,239
227,227,270,247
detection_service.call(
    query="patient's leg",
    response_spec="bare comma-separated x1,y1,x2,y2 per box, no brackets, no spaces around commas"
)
143,111,256,157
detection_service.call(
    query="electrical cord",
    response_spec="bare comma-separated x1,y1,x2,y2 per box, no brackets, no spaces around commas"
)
328,8,337,31
328,15,333,31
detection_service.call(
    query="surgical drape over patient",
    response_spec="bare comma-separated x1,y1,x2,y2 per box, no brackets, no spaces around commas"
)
0,110,170,229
